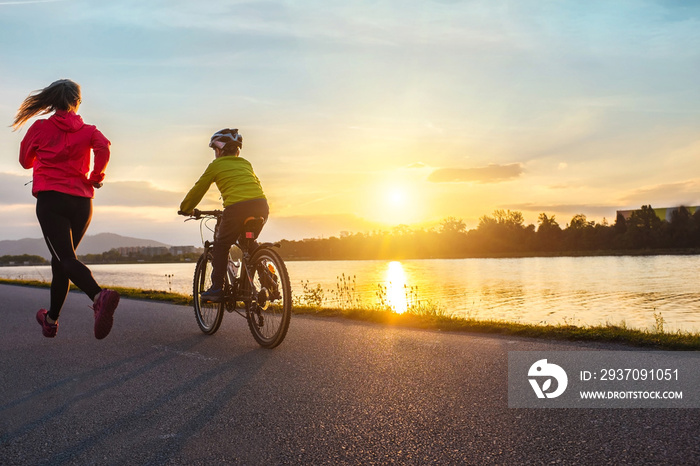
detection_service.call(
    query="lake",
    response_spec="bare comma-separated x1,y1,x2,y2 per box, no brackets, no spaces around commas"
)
2,255,699,332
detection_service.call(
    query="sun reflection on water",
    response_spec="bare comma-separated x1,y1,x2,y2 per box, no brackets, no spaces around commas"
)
385,261,408,313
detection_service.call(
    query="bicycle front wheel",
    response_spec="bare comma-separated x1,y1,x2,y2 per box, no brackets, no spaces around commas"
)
246,247,292,348
193,252,224,335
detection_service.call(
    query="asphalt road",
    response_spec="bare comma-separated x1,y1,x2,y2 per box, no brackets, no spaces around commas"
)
1,283,698,465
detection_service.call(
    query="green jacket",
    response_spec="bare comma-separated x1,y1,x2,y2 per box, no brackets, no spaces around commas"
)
180,155,266,213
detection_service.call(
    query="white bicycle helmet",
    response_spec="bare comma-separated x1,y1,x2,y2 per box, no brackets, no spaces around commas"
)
209,128,243,151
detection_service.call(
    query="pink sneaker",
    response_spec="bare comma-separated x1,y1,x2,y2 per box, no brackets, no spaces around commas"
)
36,309,58,338
93,289,120,339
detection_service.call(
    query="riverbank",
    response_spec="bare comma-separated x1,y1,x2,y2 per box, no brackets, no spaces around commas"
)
3,278,698,350
80,248,700,264
1,247,691,266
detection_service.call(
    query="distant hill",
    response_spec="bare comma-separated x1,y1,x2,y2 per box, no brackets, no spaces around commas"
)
0,233,170,260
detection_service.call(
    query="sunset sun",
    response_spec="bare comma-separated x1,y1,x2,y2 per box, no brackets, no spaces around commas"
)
359,177,428,228
387,186,406,207
377,183,417,226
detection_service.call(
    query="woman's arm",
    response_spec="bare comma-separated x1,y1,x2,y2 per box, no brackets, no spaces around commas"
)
88,128,111,185
18,122,40,169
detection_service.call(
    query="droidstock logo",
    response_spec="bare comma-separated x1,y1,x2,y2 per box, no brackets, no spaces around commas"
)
528,359,568,399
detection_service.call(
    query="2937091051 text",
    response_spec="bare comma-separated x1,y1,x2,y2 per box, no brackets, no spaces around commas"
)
508,351,699,409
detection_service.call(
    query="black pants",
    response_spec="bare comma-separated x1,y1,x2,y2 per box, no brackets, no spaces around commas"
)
36,191,102,320
211,198,269,289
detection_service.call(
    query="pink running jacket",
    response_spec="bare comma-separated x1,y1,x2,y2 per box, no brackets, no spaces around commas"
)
19,110,111,198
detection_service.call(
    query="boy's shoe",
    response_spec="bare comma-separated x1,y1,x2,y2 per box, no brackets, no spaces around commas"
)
200,287,223,303
36,309,58,338
93,289,120,340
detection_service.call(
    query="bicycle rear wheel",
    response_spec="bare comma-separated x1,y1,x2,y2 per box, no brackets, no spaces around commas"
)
193,251,224,334
246,247,292,348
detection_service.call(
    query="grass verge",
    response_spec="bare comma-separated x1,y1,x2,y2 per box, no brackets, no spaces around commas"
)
2,278,698,350
293,306,700,350
0,278,191,306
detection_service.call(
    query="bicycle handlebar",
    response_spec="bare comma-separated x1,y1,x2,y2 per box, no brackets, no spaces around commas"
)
178,209,223,219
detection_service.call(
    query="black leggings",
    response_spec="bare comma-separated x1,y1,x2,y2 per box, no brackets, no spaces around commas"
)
211,198,269,289
36,191,102,320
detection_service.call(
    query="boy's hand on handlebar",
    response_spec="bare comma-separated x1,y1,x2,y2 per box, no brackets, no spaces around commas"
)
178,209,200,218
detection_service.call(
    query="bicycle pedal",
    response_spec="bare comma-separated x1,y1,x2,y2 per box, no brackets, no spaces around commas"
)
200,294,223,303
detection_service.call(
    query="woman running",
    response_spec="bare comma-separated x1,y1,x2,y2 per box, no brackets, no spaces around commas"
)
13,79,120,339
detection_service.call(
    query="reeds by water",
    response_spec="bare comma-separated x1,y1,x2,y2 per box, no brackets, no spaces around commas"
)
289,275,700,350
294,273,445,316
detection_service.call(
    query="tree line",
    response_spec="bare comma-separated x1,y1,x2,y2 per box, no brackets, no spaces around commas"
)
5,205,696,265
0,254,48,266
78,250,201,264
276,205,700,260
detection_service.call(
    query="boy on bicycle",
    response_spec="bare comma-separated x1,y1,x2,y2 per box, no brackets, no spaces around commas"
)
179,128,269,302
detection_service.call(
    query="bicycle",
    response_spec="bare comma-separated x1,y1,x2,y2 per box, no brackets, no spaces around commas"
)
179,209,292,348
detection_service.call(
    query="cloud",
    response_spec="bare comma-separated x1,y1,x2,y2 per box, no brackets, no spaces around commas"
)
93,181,189,208
427,163,523,183
507,203,618,219
620,180,700,207
0,0,65,5
0,173,43,241
0,173,192,209
264,213,384,240
0,172,34,204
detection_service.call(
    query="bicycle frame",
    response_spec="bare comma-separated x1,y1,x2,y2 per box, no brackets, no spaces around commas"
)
197,211,280,316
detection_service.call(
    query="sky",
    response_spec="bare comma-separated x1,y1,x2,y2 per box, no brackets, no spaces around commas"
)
1,0,699,246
